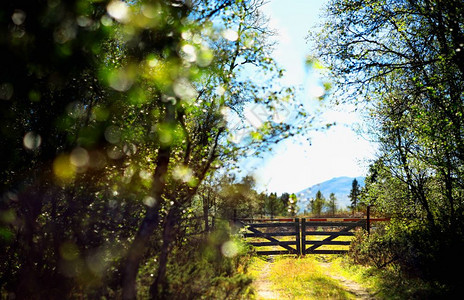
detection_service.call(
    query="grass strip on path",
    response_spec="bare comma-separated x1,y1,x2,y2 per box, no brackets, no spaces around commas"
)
249,255,358,299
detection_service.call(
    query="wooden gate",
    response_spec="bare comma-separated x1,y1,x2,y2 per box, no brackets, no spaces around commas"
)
301,218,366,255
239,216,389,255
238,218,300,255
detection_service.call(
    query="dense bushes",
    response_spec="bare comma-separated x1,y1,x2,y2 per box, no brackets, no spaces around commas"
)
349,228,396,269
349,222,464,294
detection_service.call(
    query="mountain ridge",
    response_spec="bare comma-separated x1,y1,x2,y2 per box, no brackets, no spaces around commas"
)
296,176,365,212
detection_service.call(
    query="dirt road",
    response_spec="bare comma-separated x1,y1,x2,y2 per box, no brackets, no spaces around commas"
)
252,257,375,299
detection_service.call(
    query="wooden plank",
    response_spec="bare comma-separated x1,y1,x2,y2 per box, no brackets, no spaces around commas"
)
305,221,359,253
304,221,366,227
256,250,295,255
247,222,299,228
240,218,388,223
307,218,362,222
239,218,294,222
306,249,348,254
244,232,298,238
250,241,297,247
369,218,390,222
340,218,365,222
304,241,351,246
295,218,301,256
305,231,354,236
301,218,306,255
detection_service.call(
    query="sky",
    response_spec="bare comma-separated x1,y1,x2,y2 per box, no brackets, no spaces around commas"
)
240,0,377,195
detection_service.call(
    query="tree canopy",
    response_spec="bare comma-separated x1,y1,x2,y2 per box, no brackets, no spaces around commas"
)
0,0,310,298
315,0,464,228
314,0,464,290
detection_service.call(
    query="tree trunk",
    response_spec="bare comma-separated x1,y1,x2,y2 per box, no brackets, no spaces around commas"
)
149,208,177,299
122,206,162,300
148,129,223,298
203,187,211,233
122,104,174,300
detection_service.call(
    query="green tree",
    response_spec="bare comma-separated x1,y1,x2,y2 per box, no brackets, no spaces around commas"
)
288,193,298,216
280,192,290,213
264,192,283,219
328,193,337,216
309,190,325,216
314,0,464,229
315,0,464,290
349,179,360,214
278,192,297,216
216,175,261,220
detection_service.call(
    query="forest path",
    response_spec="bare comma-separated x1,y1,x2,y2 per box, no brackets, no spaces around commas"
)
318,260,376,299
252,258,281,300
251,256,376,299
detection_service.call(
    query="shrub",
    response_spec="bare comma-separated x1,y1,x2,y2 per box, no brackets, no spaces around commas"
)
349,227,397,269
138,221,254,299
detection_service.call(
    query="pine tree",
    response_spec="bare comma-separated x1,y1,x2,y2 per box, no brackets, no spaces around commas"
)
265,193,283,219
349,179,360,214
328,193,337,216
309,190,325,216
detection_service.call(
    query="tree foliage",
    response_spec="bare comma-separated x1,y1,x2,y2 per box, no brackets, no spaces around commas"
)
264,192,282,219
328,192,337,216
316,0,464,229
308,190,325,216
315,0,464,291
0,0,308,298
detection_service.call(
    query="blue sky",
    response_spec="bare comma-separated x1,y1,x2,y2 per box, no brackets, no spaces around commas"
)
241,0,377,195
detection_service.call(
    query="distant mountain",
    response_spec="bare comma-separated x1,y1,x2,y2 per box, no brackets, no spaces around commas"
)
296,176,365,212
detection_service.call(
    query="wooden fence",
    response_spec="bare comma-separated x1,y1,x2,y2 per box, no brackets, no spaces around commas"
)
238,217,389,256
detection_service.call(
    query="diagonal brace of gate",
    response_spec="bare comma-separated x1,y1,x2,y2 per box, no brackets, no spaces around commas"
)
239,220,300,254
303,220,365,254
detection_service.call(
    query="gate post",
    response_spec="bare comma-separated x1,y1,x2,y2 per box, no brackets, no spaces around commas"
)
295,218,301,256
366,205,371,235
301,218,306,256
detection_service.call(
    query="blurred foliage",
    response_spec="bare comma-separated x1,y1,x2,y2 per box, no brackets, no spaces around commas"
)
0,0,311,298
137,221,254,299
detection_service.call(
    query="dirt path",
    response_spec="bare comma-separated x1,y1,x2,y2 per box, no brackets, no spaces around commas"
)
252,260,281,300
252,257,375,299
319,261,376,299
